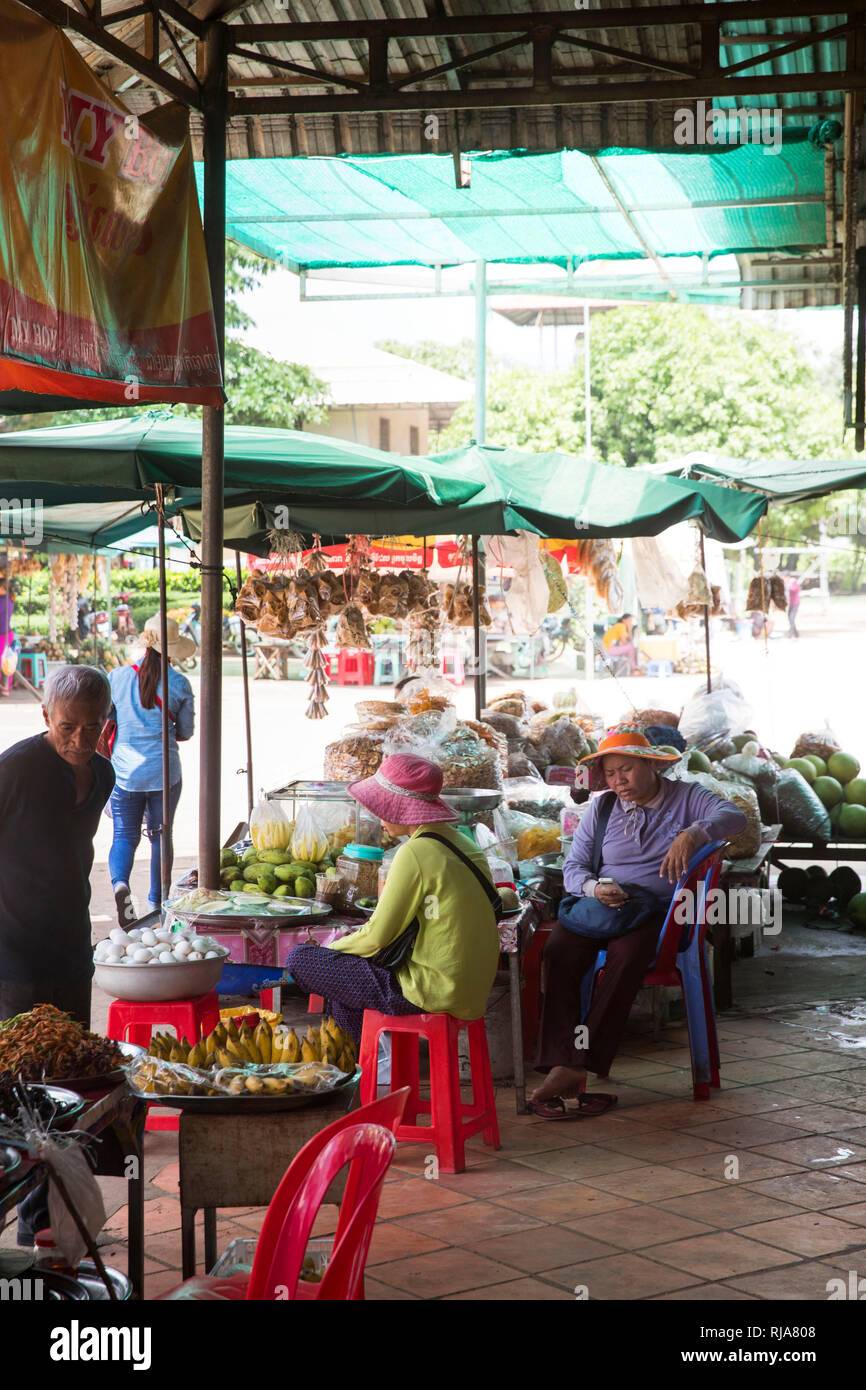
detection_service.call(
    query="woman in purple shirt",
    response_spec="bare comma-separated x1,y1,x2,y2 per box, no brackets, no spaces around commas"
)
530,724,746,1119
0,580,14,698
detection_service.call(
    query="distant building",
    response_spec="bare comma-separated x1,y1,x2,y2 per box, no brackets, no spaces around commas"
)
297,345,473,453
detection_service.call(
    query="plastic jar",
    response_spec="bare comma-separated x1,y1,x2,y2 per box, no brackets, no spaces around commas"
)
336,844,384,901
377,847,399,898
485,854,514,887
33,1229,75,1274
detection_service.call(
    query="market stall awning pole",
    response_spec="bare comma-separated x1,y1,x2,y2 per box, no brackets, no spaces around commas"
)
236,551,254,817
700,530,712,694
474,259,486,445
155,484,172,906
472,536,486,718
198,24,228,892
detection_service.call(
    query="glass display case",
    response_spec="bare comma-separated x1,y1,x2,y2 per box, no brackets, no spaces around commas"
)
265,780,381,849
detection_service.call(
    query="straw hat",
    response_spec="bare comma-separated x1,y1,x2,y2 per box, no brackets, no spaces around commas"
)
349,754,459,825
578,723,681,791
142,614,196,663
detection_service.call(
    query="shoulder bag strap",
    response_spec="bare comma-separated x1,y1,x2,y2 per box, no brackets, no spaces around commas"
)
591,791,617,878
414,831,503,914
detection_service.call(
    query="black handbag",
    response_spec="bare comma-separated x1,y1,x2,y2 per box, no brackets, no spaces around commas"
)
558,792,666,942
370,831,502,977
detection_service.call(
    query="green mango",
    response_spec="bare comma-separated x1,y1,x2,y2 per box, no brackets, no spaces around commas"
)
273,884,291,897
258,849,293,865
220,867,238,887
256,873,277,895
243,864,265,882
274,864,298,884
220,848,239,868
229,879,246,893
294,876,315,899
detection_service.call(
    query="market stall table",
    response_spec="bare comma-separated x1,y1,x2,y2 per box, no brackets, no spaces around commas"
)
0,1085,146,1297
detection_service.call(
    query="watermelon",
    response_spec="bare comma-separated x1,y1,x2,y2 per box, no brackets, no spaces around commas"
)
828,866,861,907
777,867,809,903
847,891,866,927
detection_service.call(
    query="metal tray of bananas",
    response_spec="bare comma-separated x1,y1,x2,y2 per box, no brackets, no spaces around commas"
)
125,1015,360,1114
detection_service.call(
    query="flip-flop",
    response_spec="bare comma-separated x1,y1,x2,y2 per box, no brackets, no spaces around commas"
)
527,1093,618,1121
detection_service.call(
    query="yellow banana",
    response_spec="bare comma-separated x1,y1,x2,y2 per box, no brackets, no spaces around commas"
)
262,1076,288,1094
244,1075,264,1093
283,1029,301,1064
301,1039,318,1064
216,1047,235,1069
323,1038,339,1068
187,1041,205,1069
245,1037,263,1065
225,1037,245,1062
226,1018,240,1042
305,1027,322,1062
254,1021,272,1064
337,1048,354,1076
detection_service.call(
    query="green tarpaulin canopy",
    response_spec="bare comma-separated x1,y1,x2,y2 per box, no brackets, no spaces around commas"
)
658,453,866,504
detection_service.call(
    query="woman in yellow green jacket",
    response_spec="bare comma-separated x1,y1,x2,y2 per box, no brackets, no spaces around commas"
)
285,754,501,1045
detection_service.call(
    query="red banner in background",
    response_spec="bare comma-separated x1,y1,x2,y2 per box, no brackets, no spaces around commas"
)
247,541,466,572
0,0,222,406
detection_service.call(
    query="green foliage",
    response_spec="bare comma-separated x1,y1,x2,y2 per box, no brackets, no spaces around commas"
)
428,304,846,463
0,242,330,433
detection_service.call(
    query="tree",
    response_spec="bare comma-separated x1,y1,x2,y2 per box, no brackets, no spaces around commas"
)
0,242,330,432
419,303,847,462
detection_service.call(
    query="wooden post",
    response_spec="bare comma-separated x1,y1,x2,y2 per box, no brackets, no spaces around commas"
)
236,552,254,816
155,485,172,906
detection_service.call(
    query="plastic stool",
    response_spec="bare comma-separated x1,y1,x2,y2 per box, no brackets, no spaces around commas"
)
439,649,465,687
337,649,373,686
373,650,397,686
358,1011,500,1173
106,991,221,1133
19,652,47,690
646,659,674,678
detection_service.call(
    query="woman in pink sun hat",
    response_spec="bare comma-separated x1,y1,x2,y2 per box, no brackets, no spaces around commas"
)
285,754,501,1046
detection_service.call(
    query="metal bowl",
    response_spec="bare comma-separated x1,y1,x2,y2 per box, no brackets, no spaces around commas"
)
440,788,503,814
93,951,229,1003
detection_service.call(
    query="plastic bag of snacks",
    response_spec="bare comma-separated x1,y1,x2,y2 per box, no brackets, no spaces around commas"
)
249,794,292,853
291,802,331,863
753,765,832,843
497,806,561,859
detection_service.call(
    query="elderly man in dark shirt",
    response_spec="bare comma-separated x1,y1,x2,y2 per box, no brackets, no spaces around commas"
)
0,664,115,1027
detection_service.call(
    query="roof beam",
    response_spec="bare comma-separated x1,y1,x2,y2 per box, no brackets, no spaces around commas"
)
230,3,866,46
231,69,866,118
17,0,202,106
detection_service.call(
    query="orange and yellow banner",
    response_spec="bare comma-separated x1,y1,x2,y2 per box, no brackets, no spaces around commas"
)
0,0,223,406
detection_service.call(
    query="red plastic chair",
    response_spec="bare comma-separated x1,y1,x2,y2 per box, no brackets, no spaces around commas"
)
581,841,725,1100
158,1088,409,1303
337,649,372,686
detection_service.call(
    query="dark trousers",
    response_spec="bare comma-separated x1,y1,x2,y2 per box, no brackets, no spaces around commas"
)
286,943,424,1048
536,918,662,1079
0,974,92,1245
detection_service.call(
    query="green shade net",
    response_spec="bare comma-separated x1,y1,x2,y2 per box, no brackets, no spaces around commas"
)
660,453,866,503
204,137,831,275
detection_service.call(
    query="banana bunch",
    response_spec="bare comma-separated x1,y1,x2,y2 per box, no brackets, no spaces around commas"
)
145,1016,357,1077
289,1016,357,1077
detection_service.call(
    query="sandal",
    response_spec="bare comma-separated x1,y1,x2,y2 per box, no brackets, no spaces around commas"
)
527,1092,618,1121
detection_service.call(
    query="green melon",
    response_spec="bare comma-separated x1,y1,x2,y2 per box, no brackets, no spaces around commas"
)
829,802,844,831
778,867,809,903
827,752,860,785
847,891,866,926
839,803,866,839
687,748,713,774
788,758,817,784
828,866,861,907
804,755,827,777
844,778,866,807
813,776,844,809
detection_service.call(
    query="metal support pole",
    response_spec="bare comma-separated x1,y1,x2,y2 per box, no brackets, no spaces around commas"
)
474,259,486,444
199,22,228,891
236,552,254,816
472,536,486,717
583,301,592,458
584,576,594,682
700,531,712,694
155,485,172,906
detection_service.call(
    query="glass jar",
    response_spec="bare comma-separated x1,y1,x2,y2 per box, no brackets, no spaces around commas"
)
336,844,384,902
377,847,399,898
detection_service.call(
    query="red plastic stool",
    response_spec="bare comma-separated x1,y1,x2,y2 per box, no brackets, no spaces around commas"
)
358,1011,500,1173
308,994,325,1014
106,991,221,1133
337,650,370,686
439,648,465,686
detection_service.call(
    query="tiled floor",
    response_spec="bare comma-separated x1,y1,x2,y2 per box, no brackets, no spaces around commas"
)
6,1001,865,1300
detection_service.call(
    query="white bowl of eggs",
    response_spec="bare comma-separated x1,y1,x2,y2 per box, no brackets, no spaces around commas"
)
93,925,230,1002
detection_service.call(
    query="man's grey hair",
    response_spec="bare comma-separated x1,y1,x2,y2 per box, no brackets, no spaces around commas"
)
43,665,112,716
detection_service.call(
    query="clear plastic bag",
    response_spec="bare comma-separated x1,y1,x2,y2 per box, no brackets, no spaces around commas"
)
291,803,331,862
40,1136,106,1267
497,806,561,860
249,794,292,853
128,1055,351,1099
679,683,752,748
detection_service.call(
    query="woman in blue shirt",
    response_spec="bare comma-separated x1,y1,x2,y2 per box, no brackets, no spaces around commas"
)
108,614,195,924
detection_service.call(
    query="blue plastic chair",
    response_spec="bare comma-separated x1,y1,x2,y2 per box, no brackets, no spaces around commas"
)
579,841,725,1100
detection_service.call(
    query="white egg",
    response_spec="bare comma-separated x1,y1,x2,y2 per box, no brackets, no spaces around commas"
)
109,927,130,945
104,946,124,962
190,937,211,953
187,950,203,961
204,950,220,959
171,947,189,962
154,928,173,943
172,938,191,957
94,941,110,961
132,947,152,963
139,929,157,946
157,950,175,963
127,928,143,941
147,957,162,965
